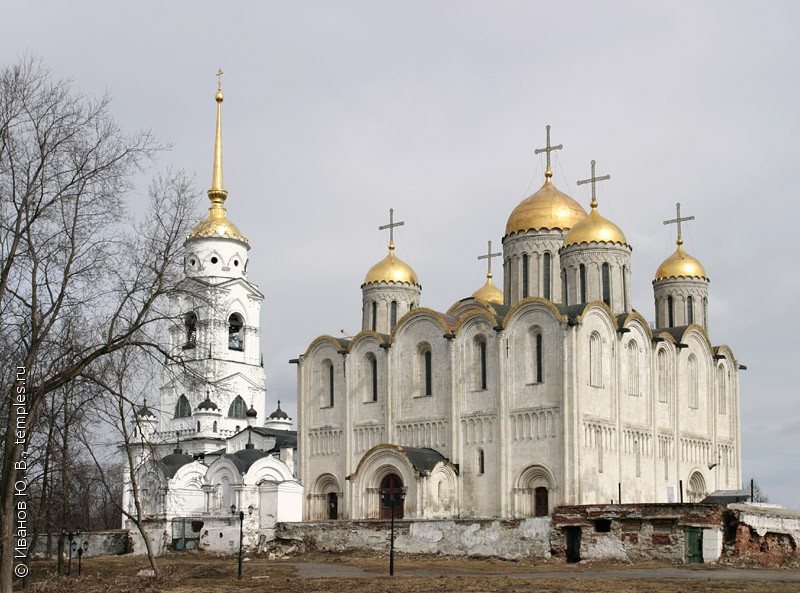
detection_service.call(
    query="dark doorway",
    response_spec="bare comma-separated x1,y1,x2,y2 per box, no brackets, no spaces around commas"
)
327,493,338,520
685,527,703,564
565,526,581,562
534,486,549,517
379,473,404,519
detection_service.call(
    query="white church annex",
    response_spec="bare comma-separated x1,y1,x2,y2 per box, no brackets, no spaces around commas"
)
296,126,741,521
122,77,302,552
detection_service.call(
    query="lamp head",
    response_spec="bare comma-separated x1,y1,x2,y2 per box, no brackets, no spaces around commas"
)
248,504,254,515
83,540,89,551
230,504,236,514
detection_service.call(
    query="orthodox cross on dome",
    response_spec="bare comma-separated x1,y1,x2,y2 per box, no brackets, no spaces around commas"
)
663,202,695,246
216,68,224,91
534,124,563,177
379,208,405,250
477,240,502,278
576,160,611,209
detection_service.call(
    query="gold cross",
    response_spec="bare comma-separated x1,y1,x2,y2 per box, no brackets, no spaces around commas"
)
534,124,563,174
576,160,611,209
477,240,502,277
216,68,224,91
663,202,695,245
379,208,405,248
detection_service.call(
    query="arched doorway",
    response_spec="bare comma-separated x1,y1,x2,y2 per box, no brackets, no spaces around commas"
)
380,473,404,519
687,471,707,503
534,486,549,517
327,492,338,520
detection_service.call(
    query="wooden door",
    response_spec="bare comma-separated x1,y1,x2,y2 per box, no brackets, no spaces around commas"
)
534,486,549,517
379,473,404,519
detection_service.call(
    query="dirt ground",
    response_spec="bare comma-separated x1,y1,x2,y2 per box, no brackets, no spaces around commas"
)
19,551,800,593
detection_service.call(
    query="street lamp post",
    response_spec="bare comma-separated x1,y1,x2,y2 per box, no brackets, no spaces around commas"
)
380,490,406,576
77,540,89,576
231,504,254,579
64,528,81,576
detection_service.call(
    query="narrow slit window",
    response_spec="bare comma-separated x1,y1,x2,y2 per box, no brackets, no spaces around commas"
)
522,254,529,298
602,263,610,306
543,253,551,300
579,264,587,304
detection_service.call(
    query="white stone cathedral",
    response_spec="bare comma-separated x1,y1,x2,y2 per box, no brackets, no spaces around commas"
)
296,128,741,521
122,82,301,548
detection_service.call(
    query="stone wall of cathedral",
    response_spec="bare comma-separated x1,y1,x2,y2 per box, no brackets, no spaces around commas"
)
298,298,741,521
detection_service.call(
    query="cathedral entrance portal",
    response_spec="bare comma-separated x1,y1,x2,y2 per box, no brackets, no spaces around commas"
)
379,473,404,519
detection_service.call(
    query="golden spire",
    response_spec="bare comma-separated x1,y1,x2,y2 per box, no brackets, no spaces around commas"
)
209,67,227,206
186,70,248,244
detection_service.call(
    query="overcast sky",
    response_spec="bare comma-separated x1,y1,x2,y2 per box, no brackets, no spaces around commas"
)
4,1,798,509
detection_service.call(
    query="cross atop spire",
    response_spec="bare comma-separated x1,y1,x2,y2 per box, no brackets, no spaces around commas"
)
534,124,563,179
379,208,405,250
216,68,224,91
663,202,695,246
576,160,611,210
477,240,502,279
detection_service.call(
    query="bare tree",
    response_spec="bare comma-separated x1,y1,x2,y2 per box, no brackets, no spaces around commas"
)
0,57,199,593
79,347,165,576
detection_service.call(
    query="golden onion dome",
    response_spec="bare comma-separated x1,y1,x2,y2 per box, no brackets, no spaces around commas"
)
187,79,249,245
363,243,420,286
655,242,707,281
562,206,627,248
505,171,588,236
471,273,503,304
188,203,248,244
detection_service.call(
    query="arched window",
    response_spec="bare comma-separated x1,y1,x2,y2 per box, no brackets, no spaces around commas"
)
228,395,247,419
589,332,602,387
478,449,485,475
228,313,244,351
522,254,529,298
667,296,674,327
562,268,568,305
688,355,699,409
530,328,544,384
321,359,334,407
425,350,432,395
657,349,668,403
627,341,639,395
390,301,398,329
579,264,587,304
368,354,378,402
543,253,551,300
622,265,629,311
175,394,191,418
602,263,611,306
196,421,200,432
475,337,488,390
213,420,218,433
703,297,708,328
184,312,197,348
371,301,377,332
717,365,726,414
418,345,433,396
687,295,694,325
